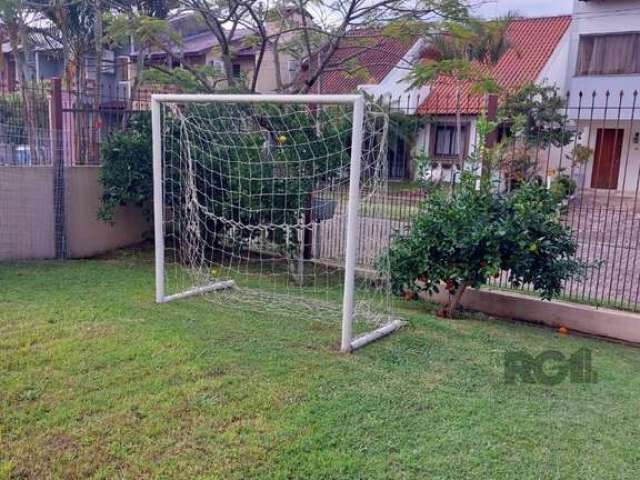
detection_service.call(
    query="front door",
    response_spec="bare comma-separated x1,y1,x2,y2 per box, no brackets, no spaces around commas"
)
591,128,624,189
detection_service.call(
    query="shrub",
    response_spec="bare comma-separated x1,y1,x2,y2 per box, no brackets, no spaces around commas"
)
382,175,592,317
97,103,358,253
549,174,577,203
496,83,577,188
0,90,50,142
98,113,152,222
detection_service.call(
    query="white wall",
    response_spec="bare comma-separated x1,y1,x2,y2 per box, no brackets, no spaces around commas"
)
575,119,640,193
556,0,640,193
359,39,430,112
566,0,640,114
543,119,640,194
537,28,571,92
411,117,479,181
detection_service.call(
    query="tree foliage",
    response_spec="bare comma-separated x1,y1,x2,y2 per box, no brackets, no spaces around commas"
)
498,83,574,148
97,103,366,253
174,103,353,233
98,113,153,222
6,0,479,95
495,83,577,186
382,174,592,317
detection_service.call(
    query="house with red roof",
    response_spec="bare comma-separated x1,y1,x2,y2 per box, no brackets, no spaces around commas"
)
300,29,428,108
413,15,572,183
297,29,429,178
299,17,574,181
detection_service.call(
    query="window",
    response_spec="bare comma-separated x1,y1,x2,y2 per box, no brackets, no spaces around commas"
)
102,50,115,75
85,56,96,81
287,59,300,82
210,60,224,73
232,63,242,79
434,125,465,157
85,50,116,80
116,57,129,82
576,33,640,76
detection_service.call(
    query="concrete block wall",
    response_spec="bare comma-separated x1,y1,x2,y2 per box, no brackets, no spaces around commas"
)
0,166,56,260
0,165,149,261
66,167,149,258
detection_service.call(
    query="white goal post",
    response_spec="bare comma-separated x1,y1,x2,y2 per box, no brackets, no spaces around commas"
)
151,93,405,352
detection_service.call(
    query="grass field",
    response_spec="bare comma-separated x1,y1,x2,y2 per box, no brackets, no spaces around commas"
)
2,250,640,479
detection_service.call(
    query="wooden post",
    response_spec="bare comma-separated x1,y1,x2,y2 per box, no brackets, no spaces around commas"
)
484,94,499,148
482,94,499,181
51,77,66,259
303,193,313,260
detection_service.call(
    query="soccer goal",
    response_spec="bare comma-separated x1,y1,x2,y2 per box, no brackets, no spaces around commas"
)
151,93,405,352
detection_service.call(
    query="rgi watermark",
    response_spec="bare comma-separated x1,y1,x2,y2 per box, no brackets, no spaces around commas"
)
504,348,597,385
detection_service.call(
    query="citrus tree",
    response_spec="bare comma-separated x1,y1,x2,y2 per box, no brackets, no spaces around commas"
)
98,113,153,223
382,174,592,317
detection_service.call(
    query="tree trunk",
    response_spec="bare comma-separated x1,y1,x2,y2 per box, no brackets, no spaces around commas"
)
220,51,235,89
455,80,463,171
443,281,467,318
92,0,103,164
299,33,346,94
251,40,268,93
271,37,283,92
12,23,39,165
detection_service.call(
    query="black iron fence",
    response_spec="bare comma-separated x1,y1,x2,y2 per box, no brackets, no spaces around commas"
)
0,80,160,167
380,91,640,311
1,82,639,311
356,89,640,312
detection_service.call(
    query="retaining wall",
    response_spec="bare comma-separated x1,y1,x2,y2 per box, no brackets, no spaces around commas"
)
426,287,640,344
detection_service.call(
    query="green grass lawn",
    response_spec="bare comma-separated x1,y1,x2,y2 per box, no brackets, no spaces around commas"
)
2,251,640,479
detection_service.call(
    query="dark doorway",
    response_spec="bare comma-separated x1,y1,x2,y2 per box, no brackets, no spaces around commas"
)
591,128,624,189
389,135,408,180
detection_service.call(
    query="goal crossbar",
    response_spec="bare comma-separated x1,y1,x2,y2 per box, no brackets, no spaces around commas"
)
151,93,403,353
151,93,363,105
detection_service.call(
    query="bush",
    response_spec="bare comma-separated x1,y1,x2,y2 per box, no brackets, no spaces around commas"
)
96,103,359,253
382,175,592,317
0,90,50,142
98,113,152,222
549,174,577,203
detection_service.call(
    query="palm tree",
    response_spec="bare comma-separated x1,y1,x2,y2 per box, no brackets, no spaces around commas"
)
411,15,514,168
35,0,101,163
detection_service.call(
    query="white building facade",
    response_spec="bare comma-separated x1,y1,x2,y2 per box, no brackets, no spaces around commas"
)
563,0,640,193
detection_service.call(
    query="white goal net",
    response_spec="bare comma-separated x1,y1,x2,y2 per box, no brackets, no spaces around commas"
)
152,94,404,352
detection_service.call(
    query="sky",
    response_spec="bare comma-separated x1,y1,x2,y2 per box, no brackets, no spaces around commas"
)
473,0,573,18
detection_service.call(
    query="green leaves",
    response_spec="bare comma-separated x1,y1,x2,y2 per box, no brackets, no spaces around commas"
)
382,178,593,311
498,83,575,148
409,14,513,91
501,182,592,300
98,113,153,223
97,103,356,253
104,12,180,49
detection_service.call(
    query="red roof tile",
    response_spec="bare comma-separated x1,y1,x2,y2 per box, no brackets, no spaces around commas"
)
301,30,419,94
417,15,572,115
